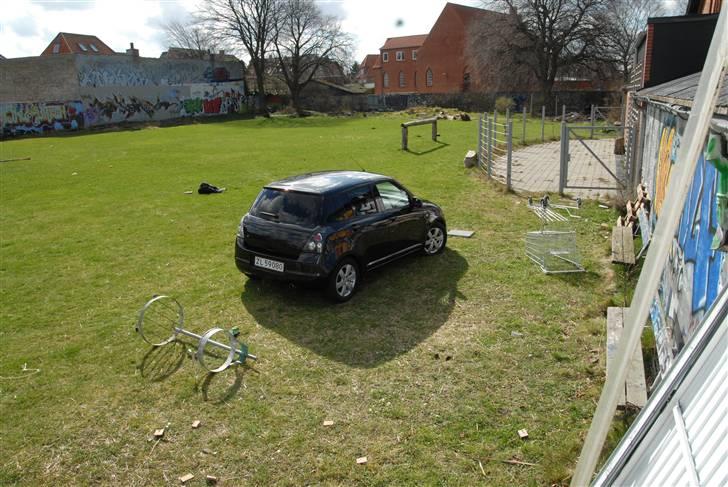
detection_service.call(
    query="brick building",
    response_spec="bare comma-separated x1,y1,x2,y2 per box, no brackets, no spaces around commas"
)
40,33,116,56
373,3,504,95
356,54,379,86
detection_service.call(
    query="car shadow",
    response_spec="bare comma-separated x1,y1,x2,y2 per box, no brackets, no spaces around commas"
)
240,248,468,368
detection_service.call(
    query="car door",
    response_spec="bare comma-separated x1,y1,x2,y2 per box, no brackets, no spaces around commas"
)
374,180,427,255
327,184,389,265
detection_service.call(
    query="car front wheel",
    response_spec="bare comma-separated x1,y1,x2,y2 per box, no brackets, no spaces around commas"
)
423,222,446,255
326,257,359,302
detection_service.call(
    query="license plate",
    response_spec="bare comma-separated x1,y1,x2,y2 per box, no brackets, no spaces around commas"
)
254,256,284,272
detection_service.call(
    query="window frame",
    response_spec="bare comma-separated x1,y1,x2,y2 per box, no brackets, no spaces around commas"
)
78,43,88,52
383,72,389,88
426,68,433,87
374,180,412,212
326,184,379,223
399,71,406,88
382,52,389,63
396,51,404,61
412,50,417,61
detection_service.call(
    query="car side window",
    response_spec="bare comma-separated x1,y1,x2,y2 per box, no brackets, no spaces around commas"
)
327,186,378,222
376,181,410,211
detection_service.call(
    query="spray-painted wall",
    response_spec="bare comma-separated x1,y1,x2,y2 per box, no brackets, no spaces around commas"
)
1,54,247,137
638,103,728,373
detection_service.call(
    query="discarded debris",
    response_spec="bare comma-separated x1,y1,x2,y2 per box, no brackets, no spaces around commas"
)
599,204,610,209
434,353,440,360
0,157,31,163
511,331,524,338
184,190,193,194
323,420,334,427
198,182,225,194
503,458,537,466
179,473,194,483
518,429,529,439
356,456,368,465
192,420,201,429
478,460,487,477
448,229,475,238
445,355,452,361
206,475,218,484
153,428,165,438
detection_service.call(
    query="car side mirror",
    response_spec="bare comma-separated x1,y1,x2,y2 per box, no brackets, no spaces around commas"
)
411,197,422,208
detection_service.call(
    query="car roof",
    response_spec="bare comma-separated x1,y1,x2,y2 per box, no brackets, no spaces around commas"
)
265,171,391,195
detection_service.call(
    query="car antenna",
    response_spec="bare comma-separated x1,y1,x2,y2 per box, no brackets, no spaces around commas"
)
354,162,367,172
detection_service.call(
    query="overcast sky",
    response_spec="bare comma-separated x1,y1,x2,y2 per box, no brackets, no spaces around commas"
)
1,0,687,63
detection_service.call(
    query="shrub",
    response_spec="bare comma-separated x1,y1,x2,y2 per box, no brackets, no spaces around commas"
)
495,96,514,113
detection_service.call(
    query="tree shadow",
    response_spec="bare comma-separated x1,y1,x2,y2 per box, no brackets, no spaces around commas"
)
240,248,468,368
405,141,450,156
138,342,187,382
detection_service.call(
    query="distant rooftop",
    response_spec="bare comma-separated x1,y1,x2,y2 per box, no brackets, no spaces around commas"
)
40,33,116,56
380,34,428,50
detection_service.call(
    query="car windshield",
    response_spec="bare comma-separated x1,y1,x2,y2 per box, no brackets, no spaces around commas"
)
250,188,321,227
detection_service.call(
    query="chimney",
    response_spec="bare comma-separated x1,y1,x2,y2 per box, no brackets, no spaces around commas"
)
126,42,139,57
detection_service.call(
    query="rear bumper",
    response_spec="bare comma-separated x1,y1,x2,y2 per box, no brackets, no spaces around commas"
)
235,236,327,282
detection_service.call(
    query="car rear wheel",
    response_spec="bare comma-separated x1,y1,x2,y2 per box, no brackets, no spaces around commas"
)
326,257,359,302
423,222,446,255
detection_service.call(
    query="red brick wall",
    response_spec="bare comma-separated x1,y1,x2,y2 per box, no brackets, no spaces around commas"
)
415,6,467,94
643,24,654,84
374,46,421,95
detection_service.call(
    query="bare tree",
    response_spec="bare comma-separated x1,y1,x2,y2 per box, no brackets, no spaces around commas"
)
272,0,352,114
163,19,222,58
599,0,663,83
480,0,608,103
202,0,280,115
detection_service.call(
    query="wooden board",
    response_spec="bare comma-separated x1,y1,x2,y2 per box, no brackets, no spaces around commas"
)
448,229,474,238
606,307,647,408
611,226,636,265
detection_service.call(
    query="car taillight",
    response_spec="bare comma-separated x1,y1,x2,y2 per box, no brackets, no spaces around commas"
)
304,232,323,253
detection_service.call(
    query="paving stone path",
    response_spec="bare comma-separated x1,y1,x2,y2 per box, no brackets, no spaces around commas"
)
501,139,627,200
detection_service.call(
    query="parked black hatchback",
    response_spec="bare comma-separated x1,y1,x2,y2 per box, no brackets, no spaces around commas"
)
235,171,447,302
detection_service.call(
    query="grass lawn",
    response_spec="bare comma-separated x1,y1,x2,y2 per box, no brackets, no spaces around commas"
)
1,113,620,485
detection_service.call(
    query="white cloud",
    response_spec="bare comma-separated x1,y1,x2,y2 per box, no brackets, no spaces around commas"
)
0,0,477,60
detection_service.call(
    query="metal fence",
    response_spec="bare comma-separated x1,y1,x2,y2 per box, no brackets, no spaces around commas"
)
477,112,513,190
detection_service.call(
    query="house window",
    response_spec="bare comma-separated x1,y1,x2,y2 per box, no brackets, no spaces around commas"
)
412,50,417,60
382,52,389,63
90,43,99,52
426,68,433,87
78,43,88,52
463,72,471,91
396,51,404,61
52,43,60,54
399,71,405,87
383,72,389,88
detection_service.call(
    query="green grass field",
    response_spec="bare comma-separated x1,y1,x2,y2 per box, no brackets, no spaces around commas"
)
1,114,619,485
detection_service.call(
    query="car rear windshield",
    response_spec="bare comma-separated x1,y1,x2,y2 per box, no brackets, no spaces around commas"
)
250,188,322,227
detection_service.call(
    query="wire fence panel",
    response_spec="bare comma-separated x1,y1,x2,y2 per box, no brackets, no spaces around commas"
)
477,113,513,191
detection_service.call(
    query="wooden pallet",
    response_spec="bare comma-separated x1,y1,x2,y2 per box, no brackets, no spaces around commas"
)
611,226,636,265
606,307,647,408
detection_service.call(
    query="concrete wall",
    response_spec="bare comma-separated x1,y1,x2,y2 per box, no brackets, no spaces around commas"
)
638,102,728,373
0,56,79,103
1,53,247,137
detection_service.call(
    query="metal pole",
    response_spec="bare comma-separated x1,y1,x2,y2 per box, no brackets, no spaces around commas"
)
522,105,527,145
478,114,483,167
487,115,493,178
494,110,498,125
529,93,534,116
507,120,513,191
554,97,558,117
541,105,545,142
505,107,510,123
590,104,595,139
559,122,567,195
561,104,566,122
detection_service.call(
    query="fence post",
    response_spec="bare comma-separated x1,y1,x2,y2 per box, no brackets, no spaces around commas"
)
529,93,534,116
505,107,510,123
478,114,483,167
487,115,493,178
554,97,558,117
432,119,437,141
401,126,408,150
590,104,595,139
522,106,527,145
541,105,545,143
559,122,568,195
494,110,498,125
562,104,566,122
507,120,513,191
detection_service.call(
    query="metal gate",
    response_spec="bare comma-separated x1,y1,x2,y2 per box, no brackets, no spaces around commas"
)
558,122,634,195
477,112,513,190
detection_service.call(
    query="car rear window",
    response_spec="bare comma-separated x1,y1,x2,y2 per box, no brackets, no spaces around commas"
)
250,188,322,227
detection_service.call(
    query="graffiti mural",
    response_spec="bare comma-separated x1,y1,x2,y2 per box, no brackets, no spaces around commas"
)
77,58,237,88
1,101,84,136
640,104,728,372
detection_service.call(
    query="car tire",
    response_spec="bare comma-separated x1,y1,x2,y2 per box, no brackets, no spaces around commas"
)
326,257,360,302
423,222,447,255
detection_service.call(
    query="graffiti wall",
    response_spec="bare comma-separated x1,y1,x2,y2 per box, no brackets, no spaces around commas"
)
1,82,247,137
639,103,728,373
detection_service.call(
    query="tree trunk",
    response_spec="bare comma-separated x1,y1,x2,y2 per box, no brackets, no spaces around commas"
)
290,85,303,116
254,69,269,118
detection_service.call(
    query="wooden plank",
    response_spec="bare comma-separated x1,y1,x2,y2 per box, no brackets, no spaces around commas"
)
606,307,647,408
606,307,627,407
611,226,636,264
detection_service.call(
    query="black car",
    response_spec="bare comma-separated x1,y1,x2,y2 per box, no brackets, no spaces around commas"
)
235,171,447,302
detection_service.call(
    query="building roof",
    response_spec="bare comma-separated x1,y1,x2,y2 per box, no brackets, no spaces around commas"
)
380,34,428,50
361,54,378,69
41,32,116,56
0,53,5,60
638,71,728,114
446,1,500,22
160,47,241,63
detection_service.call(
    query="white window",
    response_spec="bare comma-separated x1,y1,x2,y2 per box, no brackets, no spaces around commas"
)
90,43,99,52
78,43,88,52
426,68,433,87
382,52,389,62
52,43,60,54
396,51,404,61
412,50,417,60
399,71,405,87
383,72,389,88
